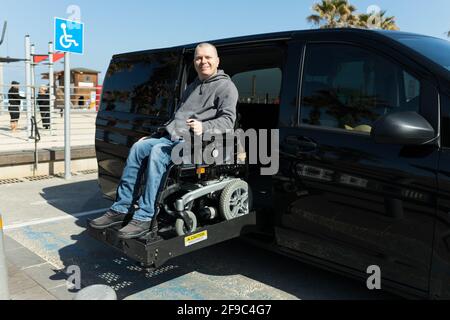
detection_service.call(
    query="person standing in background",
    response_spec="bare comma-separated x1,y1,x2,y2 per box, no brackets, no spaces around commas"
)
7,81,23,132
37,85,51,129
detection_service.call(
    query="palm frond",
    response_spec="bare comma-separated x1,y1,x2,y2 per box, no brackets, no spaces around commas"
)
307,14,322,26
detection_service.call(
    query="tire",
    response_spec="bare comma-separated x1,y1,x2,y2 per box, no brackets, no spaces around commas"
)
175,210,197,236
219,180,252,220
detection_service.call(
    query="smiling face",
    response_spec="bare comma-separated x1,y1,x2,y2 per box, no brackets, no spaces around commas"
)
194,44,220,80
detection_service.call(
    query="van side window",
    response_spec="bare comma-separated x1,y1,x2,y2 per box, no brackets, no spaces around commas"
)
184,45,285,130
101,52,179,117
230,68,282,130
300,44,421,133
232,68,282,105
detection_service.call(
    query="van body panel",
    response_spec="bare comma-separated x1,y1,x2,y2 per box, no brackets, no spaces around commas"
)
275,33,441,294
95,49,184,197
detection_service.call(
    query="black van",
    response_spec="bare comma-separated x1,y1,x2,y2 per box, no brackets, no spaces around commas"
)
93,28,450,299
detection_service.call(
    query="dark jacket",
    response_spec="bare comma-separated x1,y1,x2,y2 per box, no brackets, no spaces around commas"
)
37,93,50,107
8,87,23,106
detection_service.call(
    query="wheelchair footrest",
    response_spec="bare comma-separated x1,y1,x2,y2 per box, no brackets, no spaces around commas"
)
87,211,257,268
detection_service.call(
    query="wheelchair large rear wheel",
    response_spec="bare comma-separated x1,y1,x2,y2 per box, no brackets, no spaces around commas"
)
175,210,197,236
219,180,252,220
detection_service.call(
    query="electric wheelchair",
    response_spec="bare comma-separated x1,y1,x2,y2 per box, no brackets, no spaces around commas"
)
88,125,256,269
145,127,252,239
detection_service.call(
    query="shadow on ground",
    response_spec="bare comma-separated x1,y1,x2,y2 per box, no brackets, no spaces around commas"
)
38,179,399,300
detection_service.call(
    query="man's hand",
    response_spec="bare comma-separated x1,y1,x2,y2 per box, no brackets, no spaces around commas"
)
186,119,203,136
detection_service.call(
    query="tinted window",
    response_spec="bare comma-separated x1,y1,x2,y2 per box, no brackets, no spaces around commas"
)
185,45,285,129
300,44,421,133
100,52,179,117
232,68,281,104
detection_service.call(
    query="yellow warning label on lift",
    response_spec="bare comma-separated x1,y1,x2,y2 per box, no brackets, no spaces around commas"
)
184,230,208,247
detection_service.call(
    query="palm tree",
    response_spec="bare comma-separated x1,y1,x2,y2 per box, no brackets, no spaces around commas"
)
307,1,399,30
358,10,399,30
307,0,359,29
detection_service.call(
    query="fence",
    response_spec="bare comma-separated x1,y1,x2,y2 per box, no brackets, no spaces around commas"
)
0,83,100,153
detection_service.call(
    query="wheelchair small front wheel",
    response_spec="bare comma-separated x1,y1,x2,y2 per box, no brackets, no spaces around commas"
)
175,210,197,236
219,180,252,220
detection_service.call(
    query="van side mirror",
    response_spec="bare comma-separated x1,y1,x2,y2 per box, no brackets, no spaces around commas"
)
371,111,436,145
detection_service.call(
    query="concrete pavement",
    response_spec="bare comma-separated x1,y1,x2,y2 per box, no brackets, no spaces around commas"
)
0,171,399,300
5,235,73,300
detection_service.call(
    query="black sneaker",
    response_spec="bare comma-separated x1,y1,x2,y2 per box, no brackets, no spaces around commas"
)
118,219,152,239
89,209,127,229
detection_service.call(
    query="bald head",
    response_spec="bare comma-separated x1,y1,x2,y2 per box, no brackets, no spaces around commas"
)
194,43,220,80
194,43,218,58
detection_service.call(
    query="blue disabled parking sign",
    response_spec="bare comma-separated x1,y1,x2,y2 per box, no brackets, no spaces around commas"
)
54,17,84,54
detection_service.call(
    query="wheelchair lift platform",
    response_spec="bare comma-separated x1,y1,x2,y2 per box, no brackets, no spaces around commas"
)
87,211,257,269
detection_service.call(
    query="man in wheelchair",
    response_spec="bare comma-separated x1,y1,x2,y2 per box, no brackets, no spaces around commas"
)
90,43,245,239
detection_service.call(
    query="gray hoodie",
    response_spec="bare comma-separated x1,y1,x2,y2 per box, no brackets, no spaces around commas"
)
165,70,238,140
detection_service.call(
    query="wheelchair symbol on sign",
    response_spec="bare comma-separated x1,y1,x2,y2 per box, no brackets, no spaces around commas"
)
59,23,79,49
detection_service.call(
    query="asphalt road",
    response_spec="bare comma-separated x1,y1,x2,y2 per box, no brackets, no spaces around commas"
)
0,172,399,300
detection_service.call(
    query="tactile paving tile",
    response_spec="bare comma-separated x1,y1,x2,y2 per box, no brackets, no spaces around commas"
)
98,272,120,284
0,178,24,185
78,169,98,175
111,281,133,290
145,265,178,278
23,175,54,182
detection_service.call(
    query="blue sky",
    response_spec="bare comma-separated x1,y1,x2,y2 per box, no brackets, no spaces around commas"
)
1,0,450,85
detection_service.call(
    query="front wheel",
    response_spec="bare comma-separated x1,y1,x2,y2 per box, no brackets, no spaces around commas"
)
175,210,197,236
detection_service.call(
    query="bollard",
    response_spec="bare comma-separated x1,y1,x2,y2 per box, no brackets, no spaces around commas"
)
0,214,10,300
74,285,117,300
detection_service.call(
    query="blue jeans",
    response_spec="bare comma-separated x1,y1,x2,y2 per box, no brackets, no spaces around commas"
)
111,135,180,222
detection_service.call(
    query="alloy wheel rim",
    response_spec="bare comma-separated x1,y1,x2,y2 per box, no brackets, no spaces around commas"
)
229,187,249,217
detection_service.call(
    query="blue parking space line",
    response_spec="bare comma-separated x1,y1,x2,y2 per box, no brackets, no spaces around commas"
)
22,226,71,252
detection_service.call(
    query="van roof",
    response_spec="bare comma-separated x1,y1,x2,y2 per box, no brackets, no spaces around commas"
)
113,28,423,59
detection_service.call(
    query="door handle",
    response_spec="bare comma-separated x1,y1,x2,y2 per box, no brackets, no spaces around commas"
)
284,136,317,153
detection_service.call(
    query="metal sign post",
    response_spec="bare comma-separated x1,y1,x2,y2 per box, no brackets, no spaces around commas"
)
48,42,55,136
64,52,71,179
24,35,31,140
55,17,84,180
0,63,3,108
54,18,84,55
30,44,36,138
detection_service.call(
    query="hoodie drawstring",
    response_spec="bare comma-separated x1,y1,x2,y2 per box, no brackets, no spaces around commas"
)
200,81,205,95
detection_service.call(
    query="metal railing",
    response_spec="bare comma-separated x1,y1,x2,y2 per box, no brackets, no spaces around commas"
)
0,84,100,154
